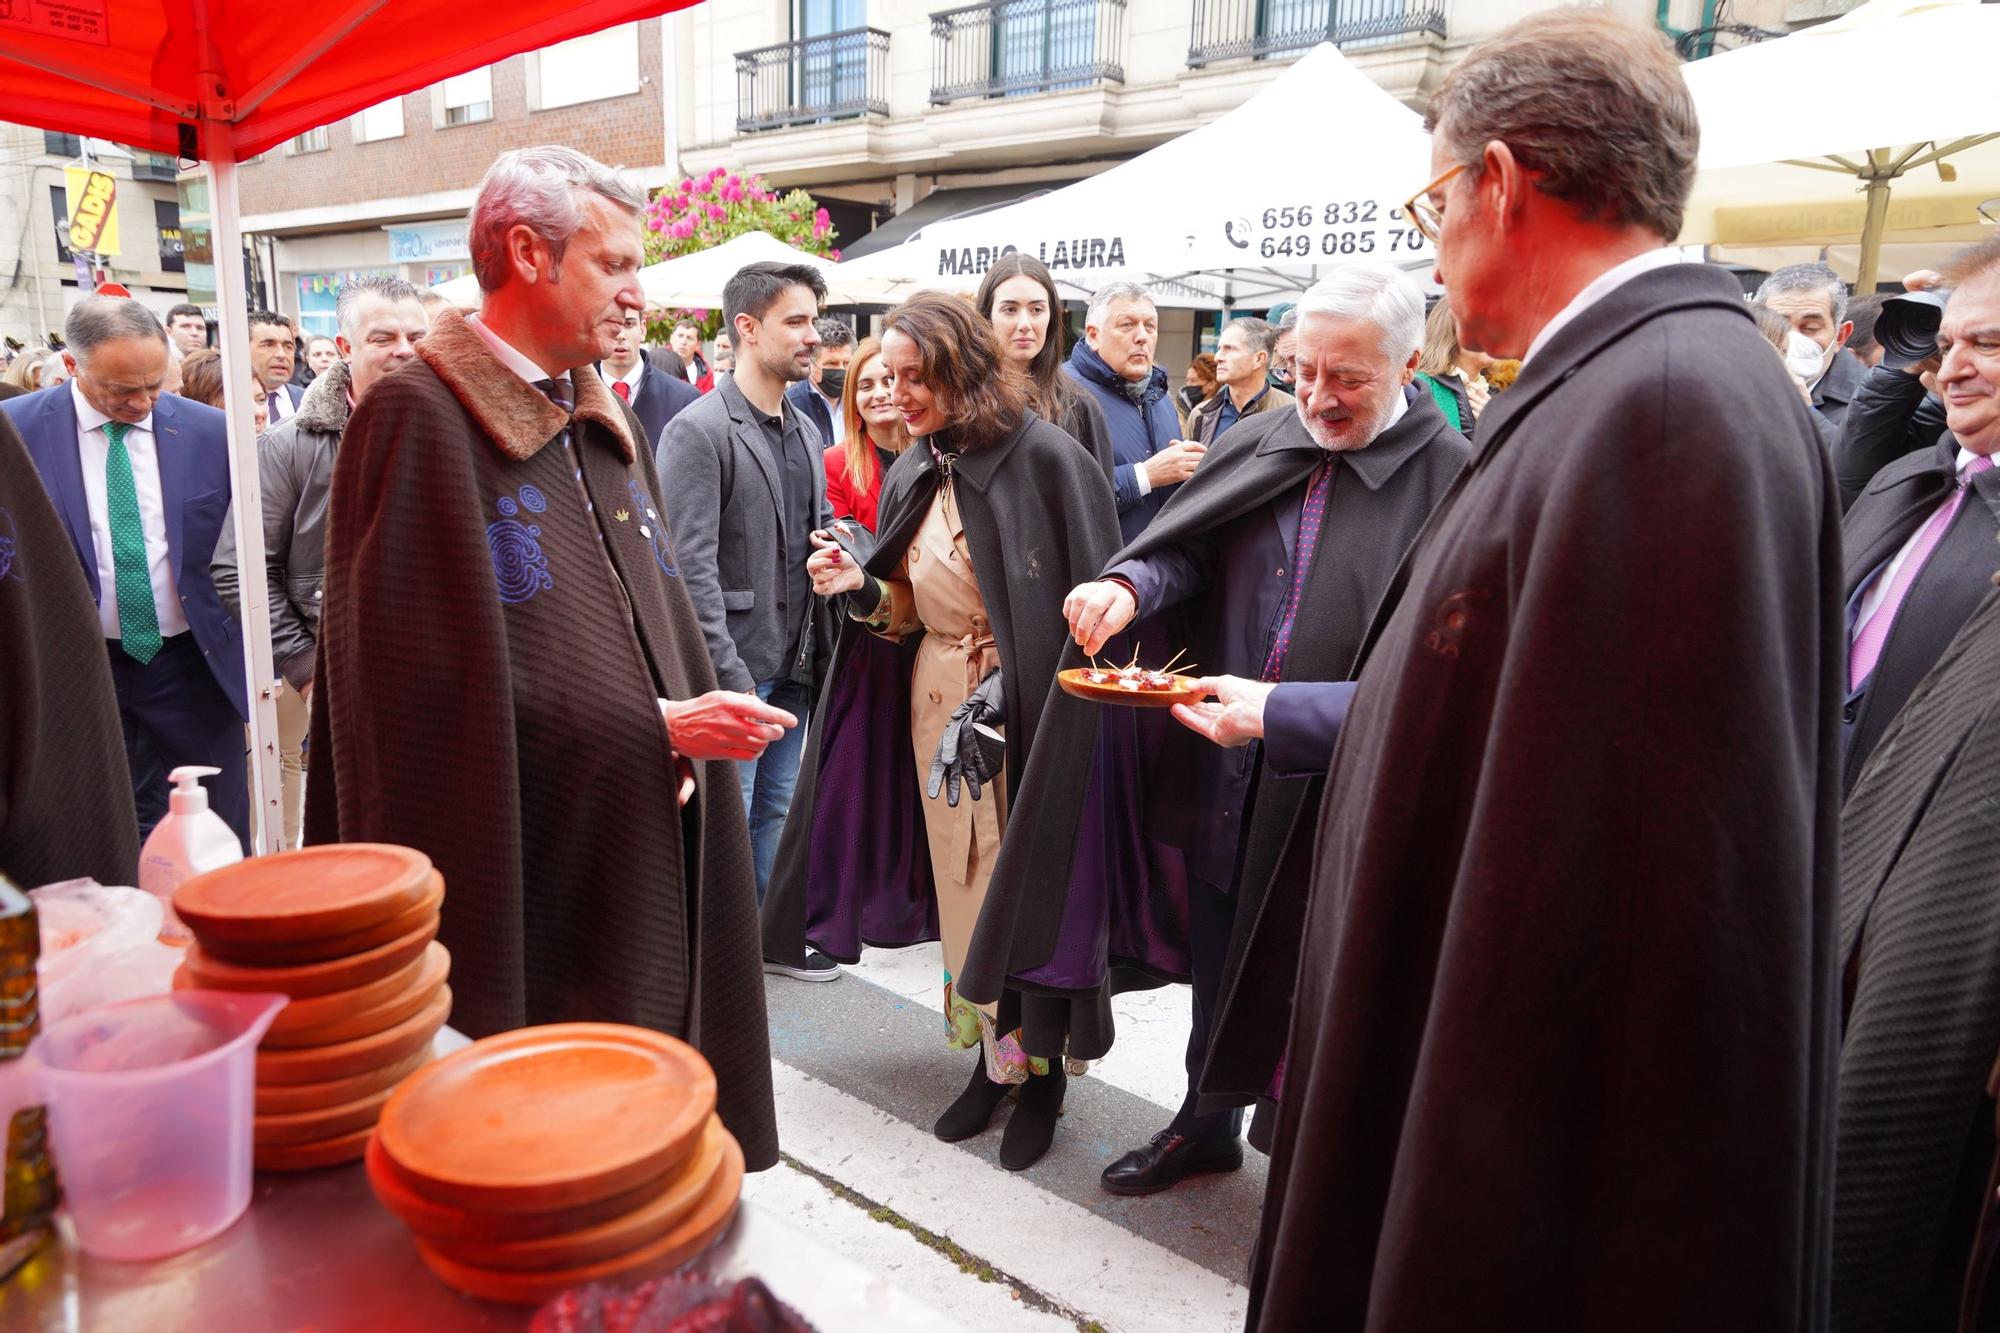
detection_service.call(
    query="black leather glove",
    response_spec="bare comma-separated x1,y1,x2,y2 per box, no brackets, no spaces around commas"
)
927,667,1005,807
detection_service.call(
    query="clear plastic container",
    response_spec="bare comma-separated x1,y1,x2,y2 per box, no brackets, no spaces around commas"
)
0,990,285,1261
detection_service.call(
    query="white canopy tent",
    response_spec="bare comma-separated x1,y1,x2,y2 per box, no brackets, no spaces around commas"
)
1679,0,2000,289
833,42,1438,309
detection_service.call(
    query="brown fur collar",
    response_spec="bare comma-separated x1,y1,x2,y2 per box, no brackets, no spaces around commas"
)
414,308,634,464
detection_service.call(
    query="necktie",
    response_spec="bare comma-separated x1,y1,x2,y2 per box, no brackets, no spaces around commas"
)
1850,454,1995,690
612,379,631,402
266,389,282,421
1262,458,1335,682
535,377,574,414
102,421,162,664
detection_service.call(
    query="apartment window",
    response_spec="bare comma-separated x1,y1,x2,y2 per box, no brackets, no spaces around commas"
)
288,126,329,154
43,131,82,157
442,68,493,126
156,198,185,273
535,24,640,110
353,97,405,143
50,185,73,262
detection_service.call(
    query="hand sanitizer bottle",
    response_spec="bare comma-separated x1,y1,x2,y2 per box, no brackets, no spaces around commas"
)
137,766,245,944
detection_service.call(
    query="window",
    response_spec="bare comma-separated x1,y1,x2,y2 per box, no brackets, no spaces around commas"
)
536,24,639,110
288,126,328,154
442,68,493,126
50,184,73,263
794,0,867,114
156,198,185,274
131,151,179,182
353,97,405,143
43,131,81,157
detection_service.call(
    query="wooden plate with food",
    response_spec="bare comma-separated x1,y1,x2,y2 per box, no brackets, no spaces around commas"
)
1059,653,1210,708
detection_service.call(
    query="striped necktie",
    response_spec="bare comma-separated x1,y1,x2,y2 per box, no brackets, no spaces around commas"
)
102,420,162,663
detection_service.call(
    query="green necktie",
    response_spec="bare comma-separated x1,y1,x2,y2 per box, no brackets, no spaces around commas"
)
103,421,162,664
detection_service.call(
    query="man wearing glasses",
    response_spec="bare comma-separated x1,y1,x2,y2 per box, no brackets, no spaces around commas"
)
1242,11,1842,1332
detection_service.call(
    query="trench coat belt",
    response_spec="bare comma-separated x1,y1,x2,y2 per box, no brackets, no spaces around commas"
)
922,624,998,696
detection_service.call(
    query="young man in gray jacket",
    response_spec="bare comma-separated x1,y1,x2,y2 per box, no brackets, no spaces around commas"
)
658,261,843,981
213,275,428,846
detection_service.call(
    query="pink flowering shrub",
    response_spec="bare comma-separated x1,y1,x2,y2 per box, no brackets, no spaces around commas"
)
642,168,839,340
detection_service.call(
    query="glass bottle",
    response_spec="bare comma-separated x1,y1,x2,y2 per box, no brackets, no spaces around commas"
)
0,873,56,1280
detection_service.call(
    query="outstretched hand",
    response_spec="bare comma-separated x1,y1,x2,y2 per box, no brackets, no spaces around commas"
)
1170,674,1273,748
660,691,797,762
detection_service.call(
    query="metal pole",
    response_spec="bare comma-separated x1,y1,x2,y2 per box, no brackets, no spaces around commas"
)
1855,148,1894,294
205,123,284,854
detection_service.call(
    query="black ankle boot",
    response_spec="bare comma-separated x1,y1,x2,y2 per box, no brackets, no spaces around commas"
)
934,1053,1012,1142
999,1064,1066,1171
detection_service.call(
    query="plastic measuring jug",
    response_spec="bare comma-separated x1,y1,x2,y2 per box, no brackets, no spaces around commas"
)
0,989,286,1261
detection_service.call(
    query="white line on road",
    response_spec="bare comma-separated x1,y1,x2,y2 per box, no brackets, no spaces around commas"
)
772,1061,1249,1333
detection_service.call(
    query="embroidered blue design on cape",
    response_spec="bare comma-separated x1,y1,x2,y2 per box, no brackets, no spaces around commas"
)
488,489,553,604
627,479,678,578
0,505,19,584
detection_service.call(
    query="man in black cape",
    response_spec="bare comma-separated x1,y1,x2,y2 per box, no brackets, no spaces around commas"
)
1240,14,1842,1329
1064,260,1467,1195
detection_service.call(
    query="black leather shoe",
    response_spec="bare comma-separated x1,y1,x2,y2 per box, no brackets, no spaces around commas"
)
935,1055,1012,1143
1100,1129,1244,1196
998,1065,1066,1171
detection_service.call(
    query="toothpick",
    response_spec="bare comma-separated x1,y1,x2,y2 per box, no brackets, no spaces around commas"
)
1127,644,1141,671
1159,647,1189,674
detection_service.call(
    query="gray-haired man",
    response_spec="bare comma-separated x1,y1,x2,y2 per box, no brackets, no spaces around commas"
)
1064,280,1201,541
302,146,784,1169
212,274,429,846
1756,261,1864,434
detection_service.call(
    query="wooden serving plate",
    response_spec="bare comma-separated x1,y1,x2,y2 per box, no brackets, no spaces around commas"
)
257,985,451,1085
413,1132,744,1305
181,913,440,997
255,1084,395,1146
1057,667,1209,708
257,943,445,1041
416,1119,727,1272
261,944,449,1049
367,1134,680,1245
176,844,433,945
255,1124,373,1173
256,1042,435,1115
377,1024,716,1213
194,877,441,966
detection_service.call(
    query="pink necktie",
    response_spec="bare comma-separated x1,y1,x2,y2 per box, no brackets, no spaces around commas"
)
1850,454,1994,690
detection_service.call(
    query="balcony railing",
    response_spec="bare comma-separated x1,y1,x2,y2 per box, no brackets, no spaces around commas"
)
930,0,1125,106
736,28,891,134
1188,0,1445,68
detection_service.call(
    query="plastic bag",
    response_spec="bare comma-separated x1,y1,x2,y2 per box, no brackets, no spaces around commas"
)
32,879,184,1026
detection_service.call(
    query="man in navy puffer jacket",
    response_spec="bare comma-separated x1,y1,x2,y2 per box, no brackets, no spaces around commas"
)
1064,281,1206,542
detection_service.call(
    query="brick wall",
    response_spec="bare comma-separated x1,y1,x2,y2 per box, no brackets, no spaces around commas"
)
237,21,666,216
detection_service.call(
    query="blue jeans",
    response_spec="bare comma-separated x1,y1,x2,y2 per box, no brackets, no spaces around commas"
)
737,677,811,906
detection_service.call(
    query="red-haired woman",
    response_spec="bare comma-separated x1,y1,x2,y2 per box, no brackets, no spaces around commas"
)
765,292,1145,1171
822,336,909,532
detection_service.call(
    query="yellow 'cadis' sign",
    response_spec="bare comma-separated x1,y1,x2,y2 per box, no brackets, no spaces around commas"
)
64,169,119,255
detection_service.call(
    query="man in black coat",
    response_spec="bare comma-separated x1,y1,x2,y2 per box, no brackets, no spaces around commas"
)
1836,242,2000,796
1064,261,1468,1195
1240,15,1842,1330
1757,261,1865,437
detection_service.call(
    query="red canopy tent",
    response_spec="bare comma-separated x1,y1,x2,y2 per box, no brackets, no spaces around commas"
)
0,1,699,850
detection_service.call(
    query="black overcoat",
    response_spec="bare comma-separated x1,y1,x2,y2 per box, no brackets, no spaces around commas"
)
1095,394,1467,1123
1836,586,2000,1333
1247,263,1843,1331
763,412,1159,1056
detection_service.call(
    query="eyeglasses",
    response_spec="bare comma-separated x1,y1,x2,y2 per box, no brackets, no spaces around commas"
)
1403,163,1468,245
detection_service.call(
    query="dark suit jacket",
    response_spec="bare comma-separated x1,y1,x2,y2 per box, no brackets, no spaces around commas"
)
1833,362,1950,512
784,378,838,449
656,374,831,693
0,384,247,718
264,381,304,415
616,359,699,463
1838,432,1997,793
1812,343,1864,438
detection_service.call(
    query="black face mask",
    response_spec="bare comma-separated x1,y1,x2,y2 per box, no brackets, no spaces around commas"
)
819,368,846,401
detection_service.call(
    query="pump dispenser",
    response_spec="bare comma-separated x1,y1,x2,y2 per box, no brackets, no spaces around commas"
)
137,767,244,944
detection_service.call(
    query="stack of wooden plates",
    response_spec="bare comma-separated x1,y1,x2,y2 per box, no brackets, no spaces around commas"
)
367,1024,743,1305
171,844,454,1171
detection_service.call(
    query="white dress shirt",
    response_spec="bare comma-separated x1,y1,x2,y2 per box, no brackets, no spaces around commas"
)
467,314,570,392
264,381,298,422
1522,247,1687,367
615,360,646,398
72,381,189,639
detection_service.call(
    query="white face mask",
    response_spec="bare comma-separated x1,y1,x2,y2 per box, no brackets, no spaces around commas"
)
1785,329,1827,385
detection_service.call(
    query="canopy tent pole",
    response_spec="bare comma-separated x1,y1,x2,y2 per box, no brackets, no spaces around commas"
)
204,116,284,853
1855,148,1895,293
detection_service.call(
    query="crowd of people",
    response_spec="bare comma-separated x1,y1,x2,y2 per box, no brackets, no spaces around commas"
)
6,7,2000,1329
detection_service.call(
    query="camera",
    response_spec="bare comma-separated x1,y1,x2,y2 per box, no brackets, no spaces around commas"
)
1875,289,1947,371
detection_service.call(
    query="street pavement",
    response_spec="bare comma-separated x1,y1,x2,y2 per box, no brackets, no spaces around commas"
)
749,942,1261,1332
